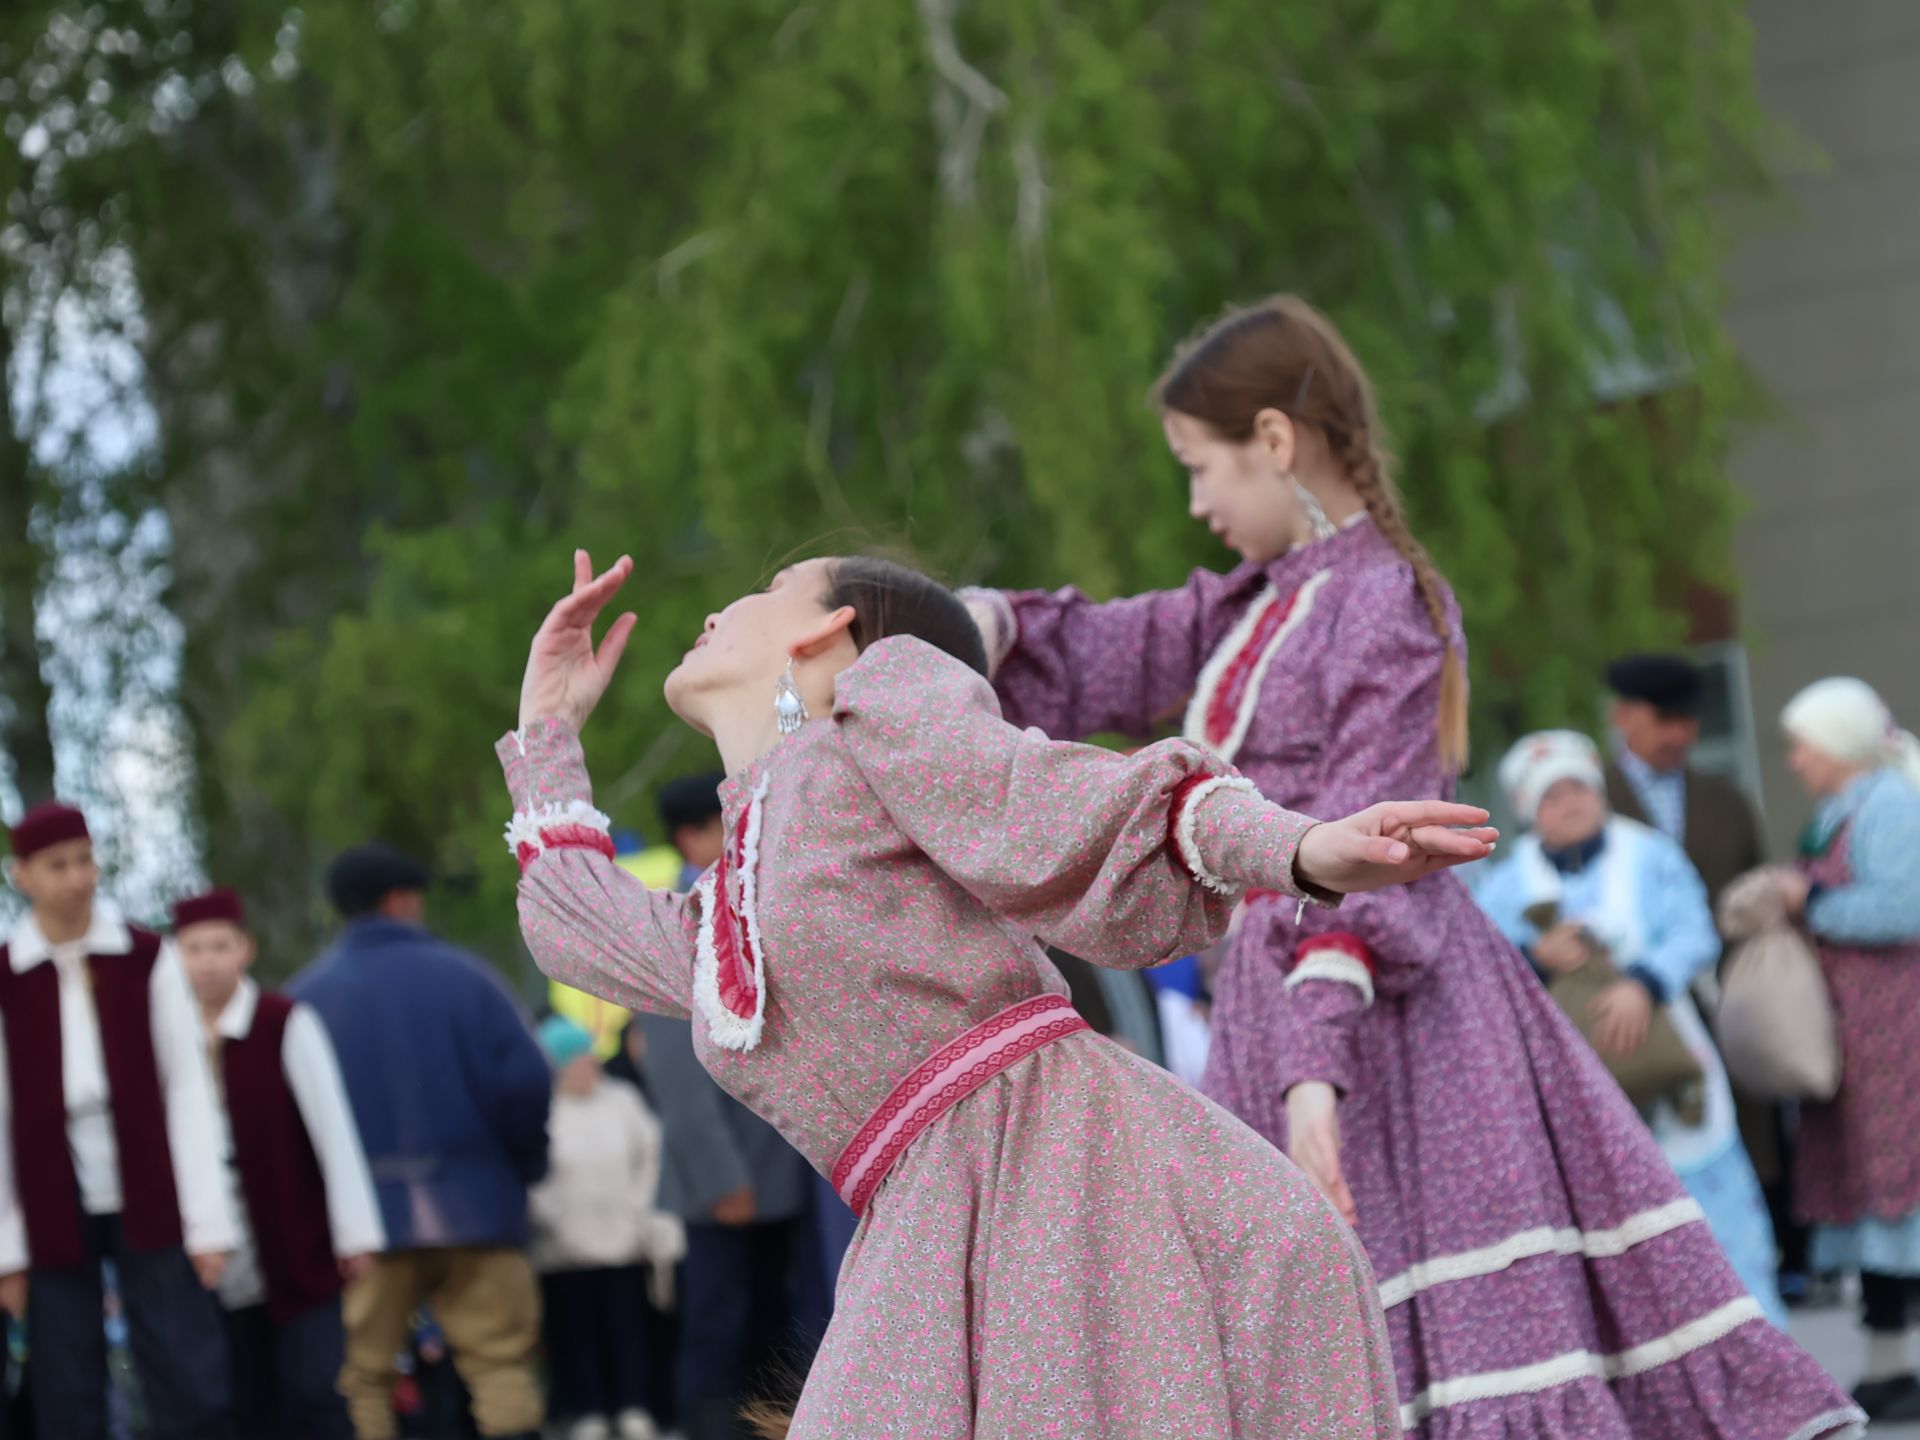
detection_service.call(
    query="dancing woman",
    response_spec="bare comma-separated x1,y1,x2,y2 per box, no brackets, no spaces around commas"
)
964,296,1858,1437
502,549,1496,1439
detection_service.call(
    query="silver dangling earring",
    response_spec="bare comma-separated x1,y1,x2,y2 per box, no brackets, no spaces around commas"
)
773,658,810,736
1291,474,1337,543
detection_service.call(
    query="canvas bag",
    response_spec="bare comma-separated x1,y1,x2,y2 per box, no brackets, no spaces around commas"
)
1714,868,1841,1101
1525,899,1705,1120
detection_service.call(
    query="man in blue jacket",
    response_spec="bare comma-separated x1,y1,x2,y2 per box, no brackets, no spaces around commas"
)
291,845,550,1440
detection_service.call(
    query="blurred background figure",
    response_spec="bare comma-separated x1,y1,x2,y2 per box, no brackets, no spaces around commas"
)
0,802,237,1440
291,846,551,1440
1767,680,1920,1423
1602,655,1809,1298
529,1017,681,1440
1477,731,1785,1325
175,885,384,1440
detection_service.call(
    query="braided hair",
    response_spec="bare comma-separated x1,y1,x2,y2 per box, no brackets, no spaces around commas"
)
1153,295,1469,773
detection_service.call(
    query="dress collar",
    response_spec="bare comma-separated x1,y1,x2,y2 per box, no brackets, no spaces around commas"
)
1542,829,1608,875
7,900,133,972
1223,512,1384,602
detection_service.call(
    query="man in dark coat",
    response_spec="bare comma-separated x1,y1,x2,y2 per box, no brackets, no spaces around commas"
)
1602,655,1810,1296
291,845,551,1440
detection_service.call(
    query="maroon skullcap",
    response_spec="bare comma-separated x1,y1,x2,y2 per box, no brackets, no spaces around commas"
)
172,887,248,933
8,802,90,862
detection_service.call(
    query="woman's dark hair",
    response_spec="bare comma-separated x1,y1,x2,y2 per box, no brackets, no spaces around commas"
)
1155,294,1469,772
821,556,989,677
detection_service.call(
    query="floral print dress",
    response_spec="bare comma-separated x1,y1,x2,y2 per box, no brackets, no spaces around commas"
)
499,636,1399,1439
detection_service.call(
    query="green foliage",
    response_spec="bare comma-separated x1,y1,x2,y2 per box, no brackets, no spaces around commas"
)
6,0,1779,964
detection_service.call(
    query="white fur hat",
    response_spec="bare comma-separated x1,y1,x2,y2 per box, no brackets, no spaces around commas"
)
1781,678,1920,784
1499,729,1606,823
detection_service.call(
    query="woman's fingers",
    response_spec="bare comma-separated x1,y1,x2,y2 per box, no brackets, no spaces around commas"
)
551,554,634,628
595,612,640,680
1403,825,1499,858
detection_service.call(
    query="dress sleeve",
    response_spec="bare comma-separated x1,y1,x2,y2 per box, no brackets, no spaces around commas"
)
1257,573,1466,1093
965,566,1240,741
832,636,1328,971
499,719,699,1018
1808,776,1920,946
1629,836,1721,1001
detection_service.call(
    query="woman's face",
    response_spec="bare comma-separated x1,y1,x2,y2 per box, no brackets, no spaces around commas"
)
664,556,852,731
1162,410,1305,564
1786,735,1861,800
1533,778,1608,851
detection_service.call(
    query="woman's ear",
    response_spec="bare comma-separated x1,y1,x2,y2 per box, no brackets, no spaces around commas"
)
792,604,858,662
1253,407,1298,474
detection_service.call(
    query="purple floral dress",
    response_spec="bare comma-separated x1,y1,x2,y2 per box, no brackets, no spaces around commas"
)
500,636,1400,1439
978,518,1859,1438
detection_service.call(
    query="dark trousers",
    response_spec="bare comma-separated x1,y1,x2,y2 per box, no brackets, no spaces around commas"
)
540,1266,663,1422
224,1299,352,1440
1863,1272,1920,1334
26,1213,231,1440
677,1220,802,1440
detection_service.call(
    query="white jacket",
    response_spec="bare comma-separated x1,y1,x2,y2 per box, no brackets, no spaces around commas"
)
530,1078,685,1276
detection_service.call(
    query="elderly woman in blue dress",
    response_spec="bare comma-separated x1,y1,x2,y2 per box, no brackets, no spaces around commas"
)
1770,678,1920,1421
1475,730,1786,1327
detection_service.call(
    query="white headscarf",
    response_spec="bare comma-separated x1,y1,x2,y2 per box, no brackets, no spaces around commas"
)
1499,729,1606,823
1781,678,1920,786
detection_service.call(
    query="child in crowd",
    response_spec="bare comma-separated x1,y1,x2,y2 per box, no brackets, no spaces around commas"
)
530,1018,682,1440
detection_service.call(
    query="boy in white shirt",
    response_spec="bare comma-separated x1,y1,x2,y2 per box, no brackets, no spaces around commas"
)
0,802,236,1440
174,886,385,1440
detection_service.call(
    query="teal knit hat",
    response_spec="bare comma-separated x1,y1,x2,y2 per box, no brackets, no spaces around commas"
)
538,1015,595,1069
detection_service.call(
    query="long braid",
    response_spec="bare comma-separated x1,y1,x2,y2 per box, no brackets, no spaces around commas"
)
1338,431,1471,774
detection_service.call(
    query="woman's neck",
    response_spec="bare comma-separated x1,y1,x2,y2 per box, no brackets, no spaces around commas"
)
709,707,785,780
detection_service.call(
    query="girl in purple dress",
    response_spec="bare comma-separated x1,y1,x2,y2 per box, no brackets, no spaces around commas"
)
503,549,1497,1440
965,296,1859,1437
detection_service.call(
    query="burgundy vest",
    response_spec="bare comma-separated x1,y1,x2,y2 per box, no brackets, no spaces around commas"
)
223,991,342,1322
0,926,183,1270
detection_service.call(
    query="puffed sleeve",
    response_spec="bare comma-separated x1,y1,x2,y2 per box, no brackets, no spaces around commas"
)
832,636,1330,970
1808,774,1920,946
1255,568,1469,1094
499,719,698,1017
966,564,1245,742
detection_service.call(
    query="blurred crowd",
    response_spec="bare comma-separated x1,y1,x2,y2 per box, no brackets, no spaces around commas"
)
3,650,1918,1438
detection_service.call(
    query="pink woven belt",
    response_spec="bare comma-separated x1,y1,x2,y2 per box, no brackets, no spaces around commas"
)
831,994,1089,1216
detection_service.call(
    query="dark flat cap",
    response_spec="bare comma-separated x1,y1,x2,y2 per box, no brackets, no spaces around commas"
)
658,773,725,834
327,843,432,918
1605,654,1702,717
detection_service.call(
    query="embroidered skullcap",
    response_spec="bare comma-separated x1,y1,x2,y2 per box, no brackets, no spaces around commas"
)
172,887,248,933
1499,730,1606,823
538,1015,595,1069
7,802,90,863
326,843,432,918
1782,678,1920,785
1605,654,1702,718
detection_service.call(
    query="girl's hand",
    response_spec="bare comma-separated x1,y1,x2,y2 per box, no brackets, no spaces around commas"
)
1294,802,1497,894
1286,1081,1356,1226
519,551,639,733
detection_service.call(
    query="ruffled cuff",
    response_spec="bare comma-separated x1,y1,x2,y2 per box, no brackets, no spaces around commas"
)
497,720,614,872
1287,932,1376,1008
1169,772,1341,910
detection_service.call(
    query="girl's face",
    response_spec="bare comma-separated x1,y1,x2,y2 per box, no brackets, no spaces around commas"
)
664,557,856,733
1162,410,1307,564
1786,735,1863,800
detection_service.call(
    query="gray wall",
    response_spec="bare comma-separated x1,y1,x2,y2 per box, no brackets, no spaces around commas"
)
1725,0,1920,854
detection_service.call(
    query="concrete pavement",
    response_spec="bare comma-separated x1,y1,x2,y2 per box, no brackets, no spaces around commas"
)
1791,1300,1920,1437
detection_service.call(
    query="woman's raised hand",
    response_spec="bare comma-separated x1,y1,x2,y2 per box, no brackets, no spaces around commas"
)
518,550,639,733
1294,801,1497,895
